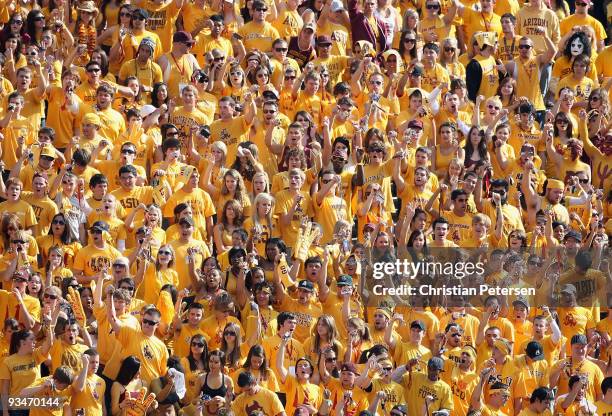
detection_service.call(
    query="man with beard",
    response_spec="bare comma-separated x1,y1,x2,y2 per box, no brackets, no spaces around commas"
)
441,347,479,416
475,178,524,246
327,363,369,414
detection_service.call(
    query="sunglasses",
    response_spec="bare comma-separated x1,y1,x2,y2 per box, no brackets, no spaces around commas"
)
518,44,532,50
556,119,568,124
590,96,600,101
487,104,500,110
12,277,27,282
52,219,65,225
158,250,172,256
41,155,55,162
11,20,23,24
404,38,416,43
224,331,236,336
382,367,393,371
370,80,383,85
87,68,101,73
214,56,225,61
142,318,159,326
325,357,337,363
275,47,288,52
579,178,589,183
255,7,268,11
12,240,26,244
426,3,440,9
121,149,136,154
132,15,146,20
44,293,58,300
192,342,205,347
285,75,296,80
69,284,80,289
263,109,276,114
444,47,455,52
230,71,243,76
91,229,103,235
120,286,135,291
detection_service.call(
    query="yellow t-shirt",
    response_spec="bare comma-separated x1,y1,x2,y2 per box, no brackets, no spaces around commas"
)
284,375,323,416
72,244,122,277
231,386,286,416
46,87,83,149
0,199,37,229
238,21,280,52
403,372,454,416
70,373,106,416
210,115,252,164
0,349,47,395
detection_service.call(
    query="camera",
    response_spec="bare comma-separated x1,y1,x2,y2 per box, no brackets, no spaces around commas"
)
7,104,15,111
199,125,211,138
194,70,209,84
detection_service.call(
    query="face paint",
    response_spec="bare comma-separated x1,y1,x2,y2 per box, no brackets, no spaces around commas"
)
570,38,584,56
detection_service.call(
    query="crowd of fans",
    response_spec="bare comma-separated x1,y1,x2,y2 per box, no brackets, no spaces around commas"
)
0,0,610,415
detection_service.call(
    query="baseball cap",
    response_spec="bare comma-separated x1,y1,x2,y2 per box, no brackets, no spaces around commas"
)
90,221,109,232
428,357,444,371
407,120,424,130
411,66,424,76
564,230,582,243
340,362,359,374
303,21,316,32
410,320,426,331
512,298,529,310
560,283,577,294
132,8,149,19
173,31,195,46
298,280,314,292
336,275,353,287
571,334,588,345
330,0,344,12
40,145,56,159
316,35,332,46
140,104,157,118
525,341,544,361
113,257,130,267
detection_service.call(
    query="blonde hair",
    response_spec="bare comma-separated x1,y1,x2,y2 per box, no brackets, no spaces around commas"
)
252,192,275,232
473,213,491,228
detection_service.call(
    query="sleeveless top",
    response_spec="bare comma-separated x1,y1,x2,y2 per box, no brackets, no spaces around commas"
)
287,36,314,69
201,373,227,398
